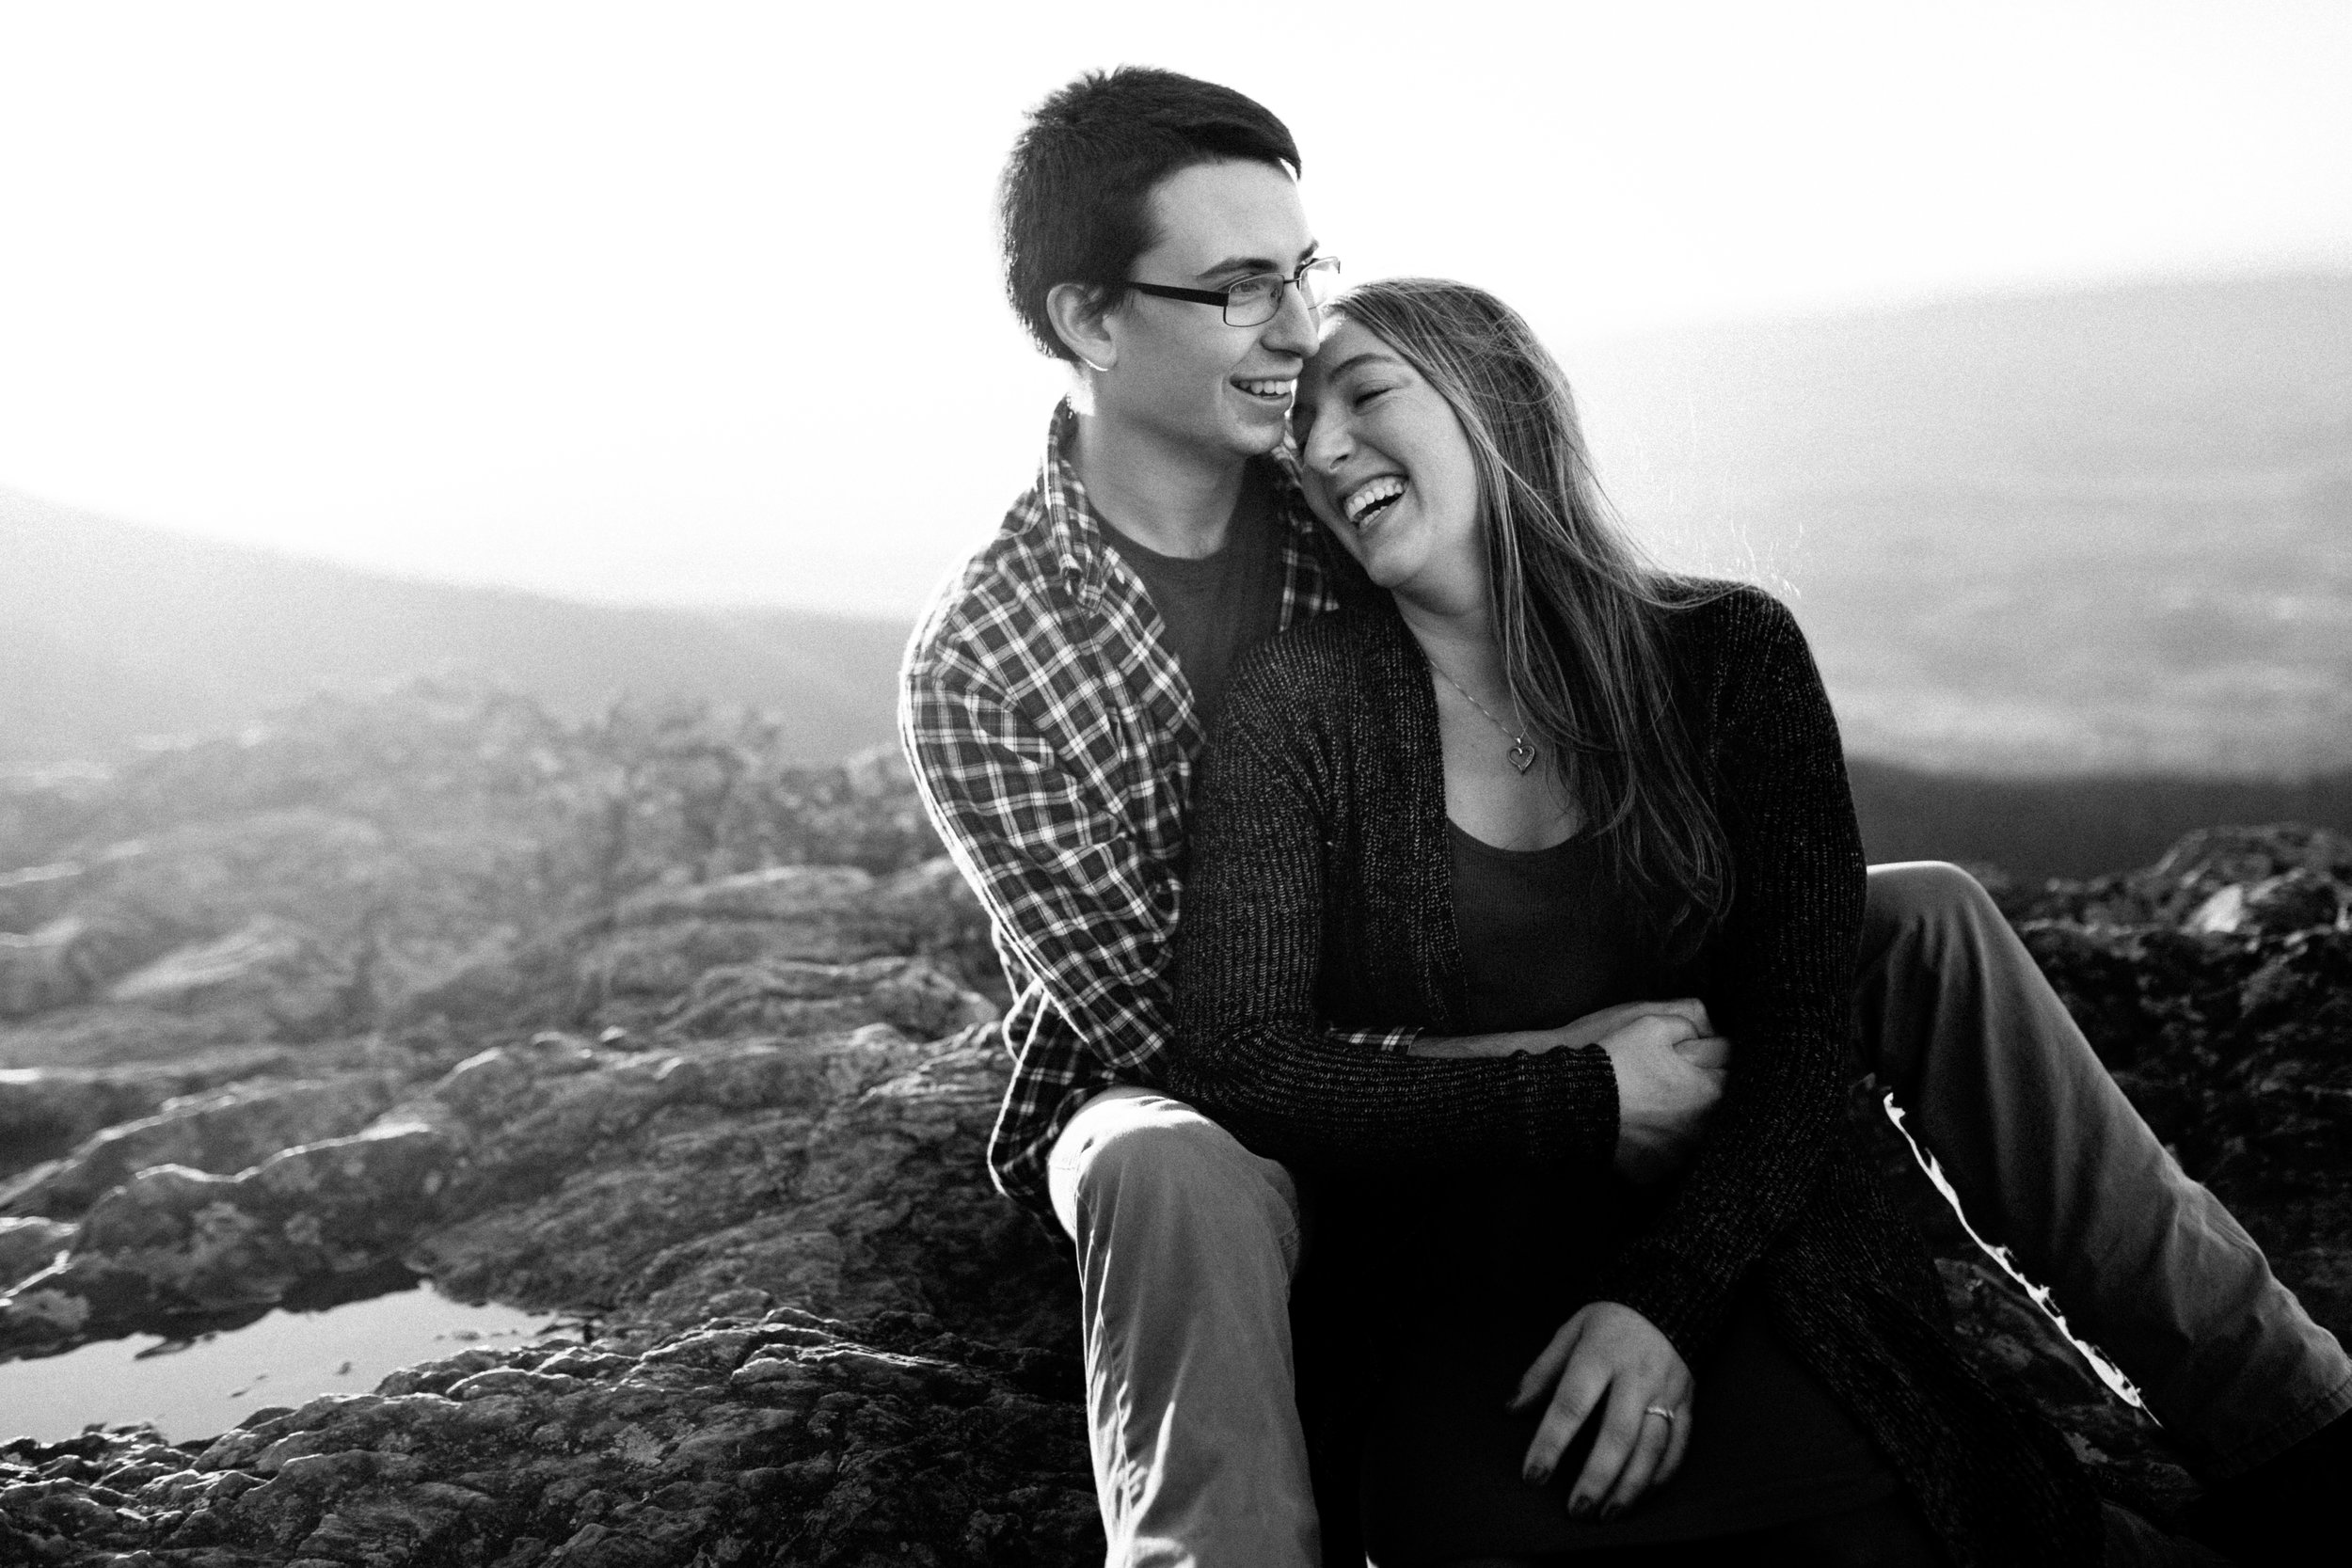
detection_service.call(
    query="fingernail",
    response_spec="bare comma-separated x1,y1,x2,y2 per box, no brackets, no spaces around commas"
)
1567,1497,1590,1518
1599,1503,1621,1523
1523,1465,1545,1485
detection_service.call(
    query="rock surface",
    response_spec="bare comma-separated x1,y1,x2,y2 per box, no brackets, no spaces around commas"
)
0,1046,295,1178
1,1306,1097,1568
0,688,2344,1563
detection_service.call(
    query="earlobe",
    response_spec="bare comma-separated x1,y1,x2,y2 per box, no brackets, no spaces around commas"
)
1046,281,1119,375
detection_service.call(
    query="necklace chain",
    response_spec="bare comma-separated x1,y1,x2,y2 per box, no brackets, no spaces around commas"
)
1428,659,1540,775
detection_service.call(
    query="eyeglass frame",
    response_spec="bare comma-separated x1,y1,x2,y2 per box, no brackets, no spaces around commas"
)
1123,256,1343,327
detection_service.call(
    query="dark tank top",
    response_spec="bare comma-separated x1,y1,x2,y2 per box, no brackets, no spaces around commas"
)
1449,822,1656,1033
1349,822,1899,1560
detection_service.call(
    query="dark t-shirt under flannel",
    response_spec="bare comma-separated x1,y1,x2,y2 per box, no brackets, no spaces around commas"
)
1100,467,1288,736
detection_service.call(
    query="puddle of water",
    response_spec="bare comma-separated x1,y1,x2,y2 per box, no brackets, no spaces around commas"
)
0,1278,564,1444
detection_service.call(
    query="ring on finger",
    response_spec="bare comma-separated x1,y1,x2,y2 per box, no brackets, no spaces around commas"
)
1642,1405,1677,1427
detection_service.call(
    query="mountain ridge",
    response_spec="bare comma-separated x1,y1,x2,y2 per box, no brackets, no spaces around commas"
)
2,485,910,769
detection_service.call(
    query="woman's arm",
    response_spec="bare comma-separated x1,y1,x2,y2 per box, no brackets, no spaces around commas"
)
1167,651,1622,1173
1590,591,1869,1361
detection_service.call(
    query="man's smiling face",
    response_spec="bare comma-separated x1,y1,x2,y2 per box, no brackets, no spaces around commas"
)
1094,159,1320,463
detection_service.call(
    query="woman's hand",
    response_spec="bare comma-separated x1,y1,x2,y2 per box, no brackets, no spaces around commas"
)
1510,1301,1692,1520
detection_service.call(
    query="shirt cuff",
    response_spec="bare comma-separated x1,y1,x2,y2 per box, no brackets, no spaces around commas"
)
1322,1024,1421,1056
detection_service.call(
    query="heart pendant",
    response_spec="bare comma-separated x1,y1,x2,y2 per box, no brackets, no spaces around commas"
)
1507,739,1538,775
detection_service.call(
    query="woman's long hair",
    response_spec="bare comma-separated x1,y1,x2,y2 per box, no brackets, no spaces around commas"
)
1328,277,1732,946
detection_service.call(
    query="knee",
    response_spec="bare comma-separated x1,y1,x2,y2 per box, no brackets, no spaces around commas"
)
1063,1104,1288,1242
1072,1112,1232,1191
1868,860,2004,959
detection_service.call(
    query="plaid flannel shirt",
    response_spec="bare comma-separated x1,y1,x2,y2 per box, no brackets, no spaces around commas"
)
898,403,1416,1223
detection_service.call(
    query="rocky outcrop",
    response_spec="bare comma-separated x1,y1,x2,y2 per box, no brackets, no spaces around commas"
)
0,950,1080,1562
0,1012,1059,1361
0,1218,72,1287
0,908,171,1020
1,1305,1095,1568
401,862,1000,1046
102,916,357,1041
0,1045,296,1177
1,689,2344,1563
0,686,974,1071
1,1070,401,1219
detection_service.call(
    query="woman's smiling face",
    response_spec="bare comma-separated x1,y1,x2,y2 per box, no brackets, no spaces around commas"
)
1294,318,1486,610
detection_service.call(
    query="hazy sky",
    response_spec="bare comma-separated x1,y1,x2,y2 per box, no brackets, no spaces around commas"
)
3,0,2346,617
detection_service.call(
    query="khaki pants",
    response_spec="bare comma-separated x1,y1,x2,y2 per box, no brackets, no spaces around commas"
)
1049,1085,1319,1568
1047,862,2352,1568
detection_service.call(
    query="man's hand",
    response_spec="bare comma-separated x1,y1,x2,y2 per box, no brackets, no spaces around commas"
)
1600,1013,1727,1184
1510,1301,1692,1520
1549,997,1713,1053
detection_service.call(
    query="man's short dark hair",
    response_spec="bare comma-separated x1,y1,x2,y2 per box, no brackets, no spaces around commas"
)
999,67,1302,363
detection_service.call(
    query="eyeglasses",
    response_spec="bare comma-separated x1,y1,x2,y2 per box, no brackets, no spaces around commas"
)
1125,256,1343,327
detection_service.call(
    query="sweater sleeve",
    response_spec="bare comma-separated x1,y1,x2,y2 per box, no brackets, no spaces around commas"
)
1594,591,1867,1361
1166,645,1620,1172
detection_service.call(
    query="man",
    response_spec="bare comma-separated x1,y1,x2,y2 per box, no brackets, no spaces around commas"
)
899,66,2348,1567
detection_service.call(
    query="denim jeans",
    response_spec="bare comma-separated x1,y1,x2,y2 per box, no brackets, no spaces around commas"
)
1047,862,2352,1568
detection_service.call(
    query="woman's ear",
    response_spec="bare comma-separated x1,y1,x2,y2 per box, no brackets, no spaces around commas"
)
1046,282,1119,374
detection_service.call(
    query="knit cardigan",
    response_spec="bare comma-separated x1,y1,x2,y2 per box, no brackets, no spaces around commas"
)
1165,584,2104,1568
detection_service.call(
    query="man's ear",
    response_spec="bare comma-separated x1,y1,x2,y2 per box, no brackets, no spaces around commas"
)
1046,281,1120,374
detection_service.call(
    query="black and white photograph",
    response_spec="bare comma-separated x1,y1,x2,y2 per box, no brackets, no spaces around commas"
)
3,3,2347,1563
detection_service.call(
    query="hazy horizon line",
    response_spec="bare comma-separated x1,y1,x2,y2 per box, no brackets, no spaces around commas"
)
8,261,2345,623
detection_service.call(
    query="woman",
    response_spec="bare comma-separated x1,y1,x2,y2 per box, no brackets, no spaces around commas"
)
1165,279,2106,1565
